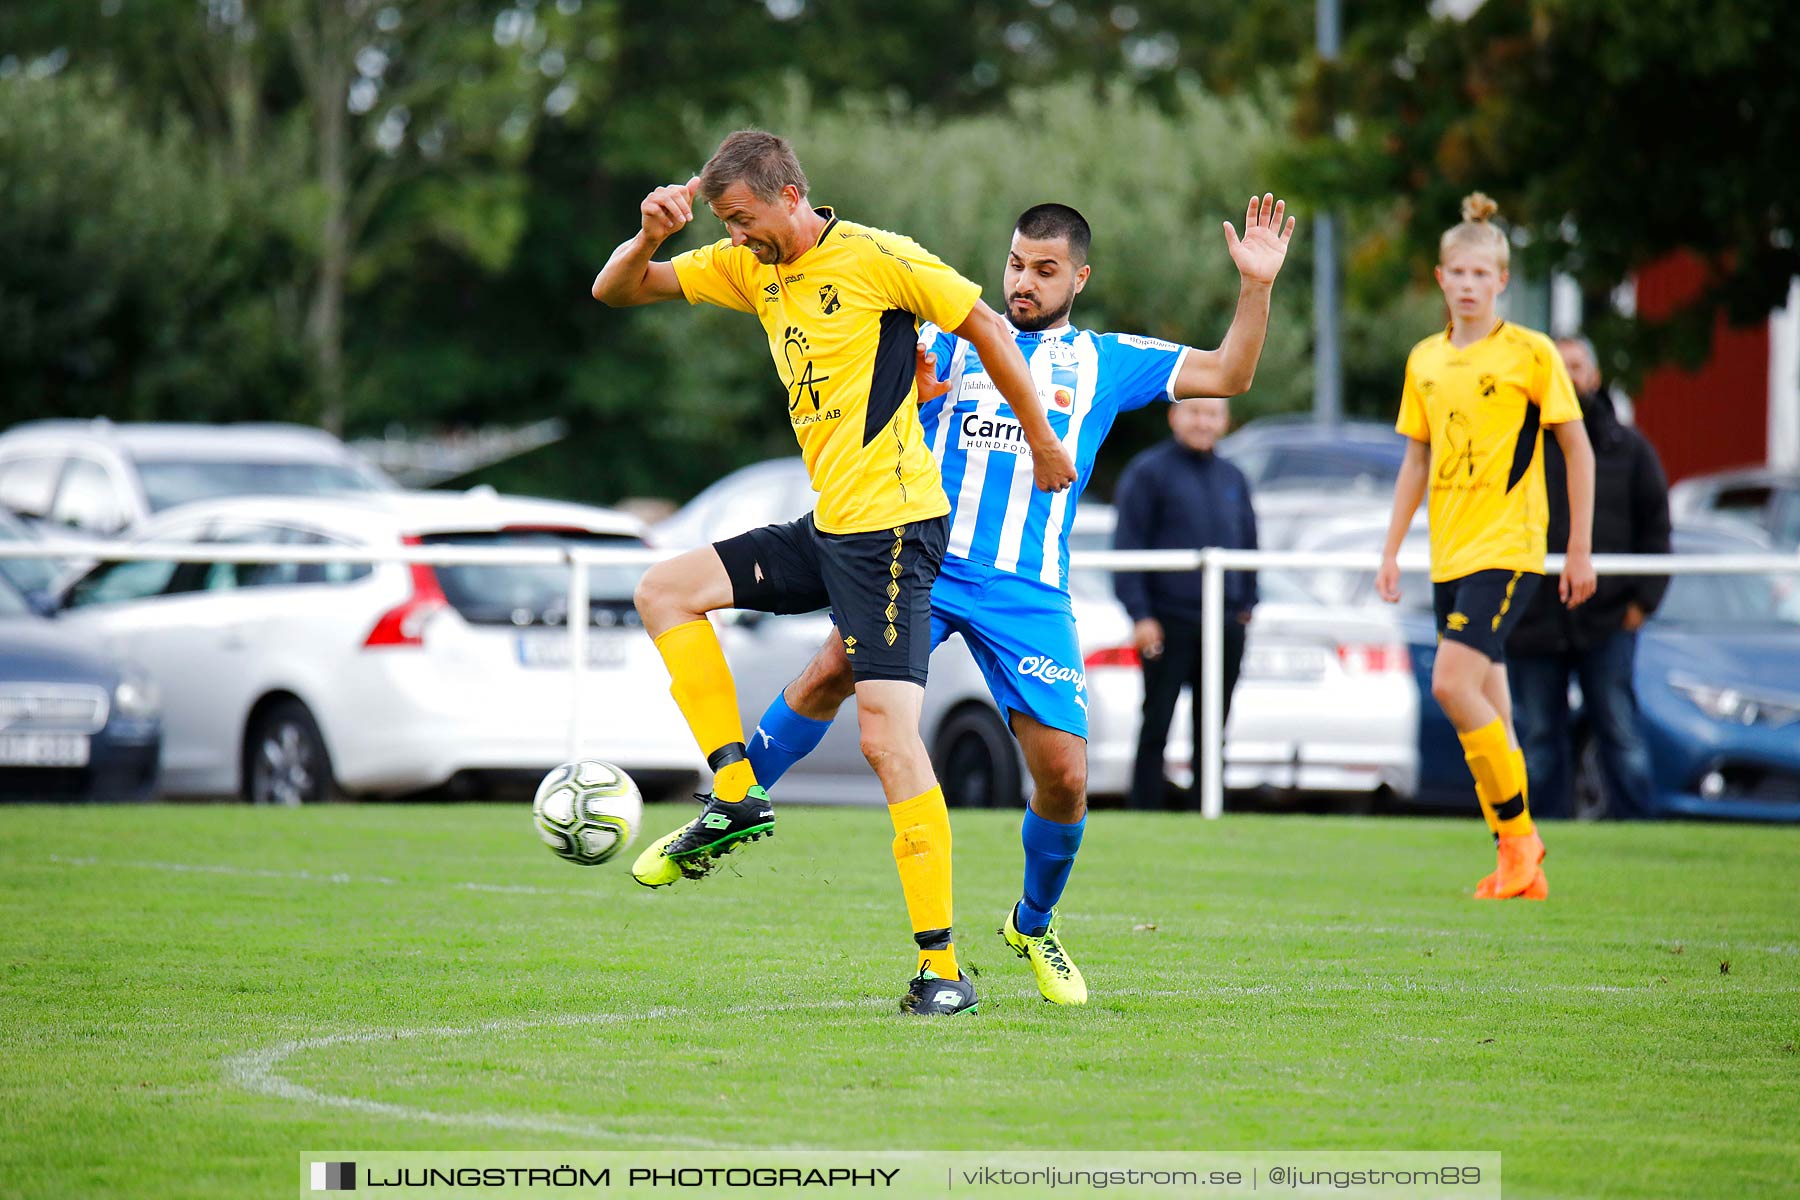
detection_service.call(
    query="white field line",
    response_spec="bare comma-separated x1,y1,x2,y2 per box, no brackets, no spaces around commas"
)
223,997,888,1147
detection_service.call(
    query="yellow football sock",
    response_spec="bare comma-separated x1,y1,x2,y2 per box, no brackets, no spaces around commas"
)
1459,717,1534,838
652,620,757,803
889,787,958,980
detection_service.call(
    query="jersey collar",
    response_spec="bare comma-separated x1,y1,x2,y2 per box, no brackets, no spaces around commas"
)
1005,318,1077,340
1443,317,1506,348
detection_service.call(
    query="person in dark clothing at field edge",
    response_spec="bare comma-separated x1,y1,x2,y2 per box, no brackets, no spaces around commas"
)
1112,396,1258,811
1505,335,1672,819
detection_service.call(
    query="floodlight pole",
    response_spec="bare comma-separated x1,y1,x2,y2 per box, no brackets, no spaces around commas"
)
1314,0,1343,427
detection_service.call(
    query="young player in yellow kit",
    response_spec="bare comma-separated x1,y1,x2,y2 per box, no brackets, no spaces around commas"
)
1376,193,1597,900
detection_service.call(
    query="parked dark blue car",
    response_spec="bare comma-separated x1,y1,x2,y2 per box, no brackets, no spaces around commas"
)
1399,525,1800,821
0,576,162,802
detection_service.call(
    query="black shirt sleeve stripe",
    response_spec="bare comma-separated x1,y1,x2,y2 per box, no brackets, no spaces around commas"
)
1505,398,1541,494
863,308,917,447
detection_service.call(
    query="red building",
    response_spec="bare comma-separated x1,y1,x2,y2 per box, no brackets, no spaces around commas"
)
1629,253,1800,484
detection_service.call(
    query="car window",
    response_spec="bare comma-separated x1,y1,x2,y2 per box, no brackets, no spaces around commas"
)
0,578,30,617
1261,446,1401,491
62,522,212,608
1710,485,1775,525
200,522,373,589
0,455,63,518
419,530,646,627
1770,490,1800,550
1655,569,1800,628
0,518,57,594
132,459,382,512
49,457,131,535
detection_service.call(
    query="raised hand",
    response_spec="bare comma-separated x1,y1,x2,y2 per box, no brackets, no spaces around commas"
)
640,176,702,244
1224,193,1296,286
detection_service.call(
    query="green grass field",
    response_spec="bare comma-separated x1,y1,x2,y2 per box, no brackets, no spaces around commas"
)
2,803,1796,1199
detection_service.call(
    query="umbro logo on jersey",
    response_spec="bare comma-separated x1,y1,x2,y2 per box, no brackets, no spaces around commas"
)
1446,612,1469,631
763,283,779,297
819,284,841,315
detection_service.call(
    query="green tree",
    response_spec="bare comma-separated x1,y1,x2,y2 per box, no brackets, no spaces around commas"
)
1284,0,1800,385
0,73,305,425
2,0,619,432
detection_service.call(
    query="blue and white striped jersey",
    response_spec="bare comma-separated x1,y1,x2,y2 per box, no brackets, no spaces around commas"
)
918,322,1188,591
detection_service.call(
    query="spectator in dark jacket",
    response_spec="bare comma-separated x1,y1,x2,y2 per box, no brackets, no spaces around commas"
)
1113,396,1258,811
1505,336,1672,818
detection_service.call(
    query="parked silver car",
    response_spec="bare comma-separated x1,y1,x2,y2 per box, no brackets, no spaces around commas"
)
0,419,396,542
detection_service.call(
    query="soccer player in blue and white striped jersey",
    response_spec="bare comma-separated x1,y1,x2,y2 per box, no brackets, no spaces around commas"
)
743,196,1295,1003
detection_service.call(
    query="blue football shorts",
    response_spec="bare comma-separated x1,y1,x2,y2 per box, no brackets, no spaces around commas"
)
929,554,1089,740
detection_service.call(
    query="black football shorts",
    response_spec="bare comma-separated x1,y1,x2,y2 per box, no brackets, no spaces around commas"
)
714,513,949,684
1432,569,1541,662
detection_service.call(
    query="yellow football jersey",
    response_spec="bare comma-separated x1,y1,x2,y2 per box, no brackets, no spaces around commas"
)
1396,320,1582,582
672,208,979,534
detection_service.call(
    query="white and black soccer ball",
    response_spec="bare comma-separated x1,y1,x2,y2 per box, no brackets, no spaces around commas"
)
531,760,643,866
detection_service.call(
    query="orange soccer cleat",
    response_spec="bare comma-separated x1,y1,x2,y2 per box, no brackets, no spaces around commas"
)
1474,831,1547,900
1478,863,1549,900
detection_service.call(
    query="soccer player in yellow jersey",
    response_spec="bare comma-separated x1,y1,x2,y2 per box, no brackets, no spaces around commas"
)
1375,192,1597,901
592,130,1077,1015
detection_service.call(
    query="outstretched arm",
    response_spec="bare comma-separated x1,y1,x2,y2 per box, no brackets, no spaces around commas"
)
1552,420,1597,607
951,301,1078,492
592,176,701,307
1173,194,1297,399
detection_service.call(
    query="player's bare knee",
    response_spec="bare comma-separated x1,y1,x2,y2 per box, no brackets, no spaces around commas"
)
633,563,678,625
1430,673,1466,711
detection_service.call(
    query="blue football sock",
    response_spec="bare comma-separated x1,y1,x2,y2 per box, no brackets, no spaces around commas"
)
1016,807,1086,937
744,691,833,790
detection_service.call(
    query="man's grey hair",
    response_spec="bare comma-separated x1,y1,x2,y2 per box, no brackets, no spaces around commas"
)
697,130,808,205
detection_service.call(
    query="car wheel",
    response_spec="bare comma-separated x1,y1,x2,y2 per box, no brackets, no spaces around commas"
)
932,704,1022,809
1571,734,1609,822
244,699,338,806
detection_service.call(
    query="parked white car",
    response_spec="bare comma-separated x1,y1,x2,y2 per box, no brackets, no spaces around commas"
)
45,492,703,803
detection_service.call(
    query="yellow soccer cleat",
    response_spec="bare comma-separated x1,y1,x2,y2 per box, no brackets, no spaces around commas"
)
1000,905,1088,1005
630,824,690,889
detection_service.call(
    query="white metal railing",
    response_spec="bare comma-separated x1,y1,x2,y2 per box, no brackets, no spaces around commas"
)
4,538,1796,817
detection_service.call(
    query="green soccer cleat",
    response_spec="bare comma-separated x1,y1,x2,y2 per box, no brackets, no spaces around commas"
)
1000,904,1088,1005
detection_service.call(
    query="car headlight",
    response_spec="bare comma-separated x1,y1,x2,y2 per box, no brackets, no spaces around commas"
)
1668,674,1800,728
113,664,161,720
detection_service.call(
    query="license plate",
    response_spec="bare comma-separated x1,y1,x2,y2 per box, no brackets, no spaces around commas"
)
1242,645,1327,681
515,632,629,670
0,733,91,767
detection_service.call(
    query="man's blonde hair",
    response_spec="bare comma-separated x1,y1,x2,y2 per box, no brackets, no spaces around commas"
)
1439,191,1510,270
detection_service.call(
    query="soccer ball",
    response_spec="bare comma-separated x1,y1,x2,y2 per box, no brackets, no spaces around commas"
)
531,759,643,866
